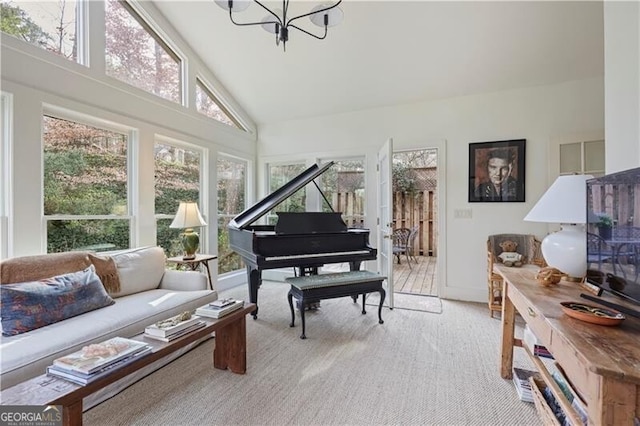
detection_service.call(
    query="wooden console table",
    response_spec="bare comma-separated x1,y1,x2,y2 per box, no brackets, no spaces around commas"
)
496,264,640,425
0,304,256,426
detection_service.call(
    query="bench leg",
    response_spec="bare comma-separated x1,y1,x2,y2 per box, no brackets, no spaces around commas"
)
288,290,295,327
377,288,385,324
299,298,307,339
361,293,367,314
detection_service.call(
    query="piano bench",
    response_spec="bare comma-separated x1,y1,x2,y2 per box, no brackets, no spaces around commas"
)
285,271,386,339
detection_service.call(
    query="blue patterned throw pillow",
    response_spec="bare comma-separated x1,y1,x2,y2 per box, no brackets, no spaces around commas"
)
1,265,115,336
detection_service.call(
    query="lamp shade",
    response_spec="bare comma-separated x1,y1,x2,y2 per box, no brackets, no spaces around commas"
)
169,202,207,229
524,175,593,224
524,175,593,278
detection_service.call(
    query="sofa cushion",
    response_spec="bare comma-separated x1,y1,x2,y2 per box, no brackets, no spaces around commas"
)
1,265,115,336
109,247,166,297
88,253,121,294
0,251,91,285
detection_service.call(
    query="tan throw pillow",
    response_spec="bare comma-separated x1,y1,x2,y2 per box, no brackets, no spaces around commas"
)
109,247,165,297
88,253,121,294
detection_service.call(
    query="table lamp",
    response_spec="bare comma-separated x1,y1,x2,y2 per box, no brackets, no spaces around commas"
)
169,202,207,260
523,174,593,279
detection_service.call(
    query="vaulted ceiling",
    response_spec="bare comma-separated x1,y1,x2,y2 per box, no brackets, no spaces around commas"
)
154,1,604,125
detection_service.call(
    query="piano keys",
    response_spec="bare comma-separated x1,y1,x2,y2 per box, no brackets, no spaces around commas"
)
228,161,377,319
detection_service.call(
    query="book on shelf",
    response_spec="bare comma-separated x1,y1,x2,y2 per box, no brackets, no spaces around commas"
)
47,347,152,385
53,336,150,375
195,299,244,319
523,324,554,359
144,313,202,338
512,367,537,403
144,321,205,342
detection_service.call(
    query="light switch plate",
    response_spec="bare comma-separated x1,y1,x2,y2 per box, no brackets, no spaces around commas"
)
454,209,472,219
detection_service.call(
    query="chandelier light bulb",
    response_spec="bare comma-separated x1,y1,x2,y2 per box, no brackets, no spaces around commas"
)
216,0,343,51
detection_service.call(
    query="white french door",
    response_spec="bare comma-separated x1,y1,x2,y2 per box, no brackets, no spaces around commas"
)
377,138,394,308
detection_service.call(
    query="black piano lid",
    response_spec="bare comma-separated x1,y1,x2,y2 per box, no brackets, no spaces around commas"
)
229,161,335,230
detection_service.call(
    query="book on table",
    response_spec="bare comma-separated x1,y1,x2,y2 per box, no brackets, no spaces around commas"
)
195,299,244,319
47,347,152,385
144,313,202,338
52,336,150,375
143,321,206,342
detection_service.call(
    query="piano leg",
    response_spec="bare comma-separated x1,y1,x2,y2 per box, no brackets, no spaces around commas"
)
247,266,261,319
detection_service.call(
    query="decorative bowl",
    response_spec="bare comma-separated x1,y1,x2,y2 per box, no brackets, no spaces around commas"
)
560,301,625,326
535,267,564,286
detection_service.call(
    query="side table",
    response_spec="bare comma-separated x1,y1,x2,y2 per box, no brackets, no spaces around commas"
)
167,254,217,290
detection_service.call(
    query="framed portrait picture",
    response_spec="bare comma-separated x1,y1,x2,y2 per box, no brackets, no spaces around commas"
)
468,139,526,203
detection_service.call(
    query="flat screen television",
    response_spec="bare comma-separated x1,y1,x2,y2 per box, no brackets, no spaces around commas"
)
586,167,640,306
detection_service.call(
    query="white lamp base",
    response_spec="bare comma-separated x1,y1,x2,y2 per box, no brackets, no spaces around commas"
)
541,224,587,278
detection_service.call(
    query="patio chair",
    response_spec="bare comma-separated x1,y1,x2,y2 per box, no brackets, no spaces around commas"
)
406,225,420,264
392,227,412,266
587,232,614,270
487,234,545,318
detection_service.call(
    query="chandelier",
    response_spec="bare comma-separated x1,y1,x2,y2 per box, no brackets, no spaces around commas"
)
214,0,344,51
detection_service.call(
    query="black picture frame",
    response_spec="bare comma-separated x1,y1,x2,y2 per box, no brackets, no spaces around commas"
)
468,139,526,203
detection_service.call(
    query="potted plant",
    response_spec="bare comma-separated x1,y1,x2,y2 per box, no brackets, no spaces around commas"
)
596,213,613,240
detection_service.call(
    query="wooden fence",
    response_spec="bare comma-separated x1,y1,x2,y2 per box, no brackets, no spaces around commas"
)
589,183,640,229
332,190,438,256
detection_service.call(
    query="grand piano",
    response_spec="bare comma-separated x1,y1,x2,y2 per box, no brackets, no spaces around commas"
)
228,162,377,319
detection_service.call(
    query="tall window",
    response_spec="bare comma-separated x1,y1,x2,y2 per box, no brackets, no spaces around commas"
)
155,140,203,257
319,159,365,228
0,0,83,63
217,156,246,274
0,93,10,259
195,78,244,130
266,163,307,225
105,0,181,103
43,114,130,253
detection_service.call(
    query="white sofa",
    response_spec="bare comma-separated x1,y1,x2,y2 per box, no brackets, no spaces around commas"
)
0,246,218,407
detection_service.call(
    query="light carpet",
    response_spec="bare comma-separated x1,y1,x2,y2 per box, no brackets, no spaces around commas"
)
366,292,443,314
85,281,539,426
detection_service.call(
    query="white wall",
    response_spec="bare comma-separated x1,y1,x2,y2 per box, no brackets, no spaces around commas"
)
258,78,604,302
604,1,640,173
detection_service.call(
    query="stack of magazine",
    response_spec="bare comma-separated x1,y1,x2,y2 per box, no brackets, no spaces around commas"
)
196,298,244,319
47,337,151,386
512,367,537,403
143,313,205,342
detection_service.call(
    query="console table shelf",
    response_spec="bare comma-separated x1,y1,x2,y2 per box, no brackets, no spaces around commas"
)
495,264,640,426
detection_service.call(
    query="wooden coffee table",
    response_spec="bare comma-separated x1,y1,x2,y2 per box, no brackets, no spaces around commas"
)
0,303,256,426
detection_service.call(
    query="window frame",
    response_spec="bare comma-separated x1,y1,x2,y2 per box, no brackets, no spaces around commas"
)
42,105,136,253
217,153,249,275
105,0,186,105
154,135,208,254
0,92,13,259
0,0,88,66
195,77,246,131
316,156,367,226
265,160,308,223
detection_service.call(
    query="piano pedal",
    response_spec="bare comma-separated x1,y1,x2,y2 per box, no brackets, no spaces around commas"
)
296,300,321,311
